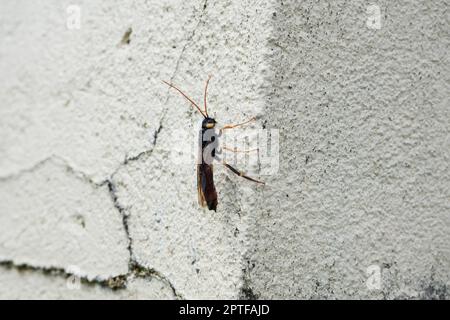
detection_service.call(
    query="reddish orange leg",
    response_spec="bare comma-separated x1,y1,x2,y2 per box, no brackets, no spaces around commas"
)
222,146,259,153
222,161,265,185
219,117,256,134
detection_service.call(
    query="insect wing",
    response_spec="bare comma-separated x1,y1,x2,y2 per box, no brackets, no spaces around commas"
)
197,163,218,211
197,164,207,208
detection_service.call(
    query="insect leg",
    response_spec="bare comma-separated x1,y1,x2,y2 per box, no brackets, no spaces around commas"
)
222,146,259,153
222,161,265,184
219,117,256,133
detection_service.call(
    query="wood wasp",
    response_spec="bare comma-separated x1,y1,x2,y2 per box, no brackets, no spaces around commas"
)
163,76,264,211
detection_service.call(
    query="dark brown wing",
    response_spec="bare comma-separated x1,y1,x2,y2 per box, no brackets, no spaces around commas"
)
197,163,218,211
197,164,207,208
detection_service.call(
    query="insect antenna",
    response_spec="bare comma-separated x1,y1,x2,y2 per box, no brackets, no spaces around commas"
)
162,80,207,118
204,75,212,117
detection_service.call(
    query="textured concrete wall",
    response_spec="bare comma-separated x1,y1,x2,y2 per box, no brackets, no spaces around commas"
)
0,0,448,299
246,0,449,299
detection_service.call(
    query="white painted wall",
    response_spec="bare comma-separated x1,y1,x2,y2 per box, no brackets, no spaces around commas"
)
0,0,448,299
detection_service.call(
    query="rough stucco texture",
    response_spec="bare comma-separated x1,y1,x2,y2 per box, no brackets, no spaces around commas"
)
0,0,448,299
247,0,449,299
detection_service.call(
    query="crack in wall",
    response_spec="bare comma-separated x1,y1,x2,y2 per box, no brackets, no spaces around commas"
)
0,156,96,185
0,155,112,192
0,259,182,298
121,122,162,167
0,260,128,290
129,262,183,299
106,180,133,261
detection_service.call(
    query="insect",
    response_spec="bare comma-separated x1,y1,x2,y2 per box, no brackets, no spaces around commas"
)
163,76,264,211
